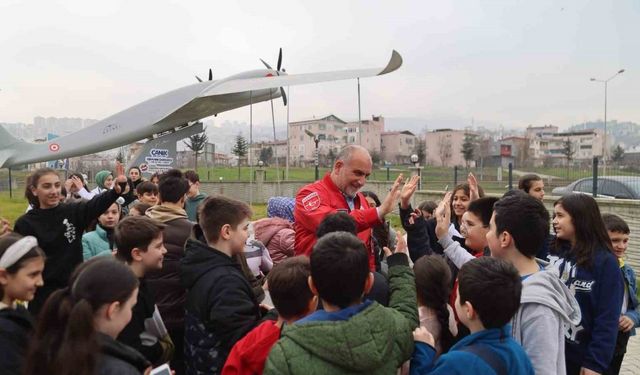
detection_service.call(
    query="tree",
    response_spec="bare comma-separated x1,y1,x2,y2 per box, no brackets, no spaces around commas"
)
231,134,248,179
370,150,382,167
116,148,125,164
561,139,575,165
412,138,426,165
183,126,208,171
327,148,337,166
461,133,476,168
259,147,273,165
611,145,625,164
436,136,452,167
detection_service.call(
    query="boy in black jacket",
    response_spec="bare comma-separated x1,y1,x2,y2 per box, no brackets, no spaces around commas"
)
180,196,262,375
115,216,174,367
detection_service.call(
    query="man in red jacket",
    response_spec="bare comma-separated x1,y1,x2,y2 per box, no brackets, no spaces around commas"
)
294,145,402,271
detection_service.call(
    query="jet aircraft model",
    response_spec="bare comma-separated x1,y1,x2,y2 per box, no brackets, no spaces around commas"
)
0,50,402,168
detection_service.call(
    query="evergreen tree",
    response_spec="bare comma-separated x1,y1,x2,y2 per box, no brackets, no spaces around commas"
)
611,144,625,164
232,134,248,179
183,126,208,171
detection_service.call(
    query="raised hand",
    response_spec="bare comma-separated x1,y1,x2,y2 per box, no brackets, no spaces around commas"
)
468,172,480,201
71,175,84,191
0,217,11,237
113,161,130,195
379,174,404,217
382,230,407,258
435,192,452,240
400,175,420,209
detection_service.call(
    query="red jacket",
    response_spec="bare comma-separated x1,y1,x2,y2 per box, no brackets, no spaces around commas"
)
294,173,381,271
222,320,281,375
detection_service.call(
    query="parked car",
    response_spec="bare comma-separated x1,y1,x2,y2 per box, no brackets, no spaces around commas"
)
551,176,640,199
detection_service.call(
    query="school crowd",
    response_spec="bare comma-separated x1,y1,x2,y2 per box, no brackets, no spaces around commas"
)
0,145,637,375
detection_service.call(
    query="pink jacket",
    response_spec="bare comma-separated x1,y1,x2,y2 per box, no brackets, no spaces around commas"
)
253,217,295,264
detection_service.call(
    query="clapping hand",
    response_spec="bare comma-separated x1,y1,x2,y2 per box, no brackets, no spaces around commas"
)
113,162,130,195
434,192,452,240
400,175,420,209
379,174,404,217
468,172,480,201
383,230,407,258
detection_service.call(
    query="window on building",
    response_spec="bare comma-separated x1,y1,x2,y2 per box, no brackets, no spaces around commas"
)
580,145,592,149
318,134,326,140
319,123,326,130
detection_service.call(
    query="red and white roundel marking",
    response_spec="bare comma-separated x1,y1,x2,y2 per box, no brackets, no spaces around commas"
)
302,192,321,212
49,143,60,152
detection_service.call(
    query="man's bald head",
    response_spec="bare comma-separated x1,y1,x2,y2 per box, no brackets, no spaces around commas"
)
334,145,372,167
331,145,373,197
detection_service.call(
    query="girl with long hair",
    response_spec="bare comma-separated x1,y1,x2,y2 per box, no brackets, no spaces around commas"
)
0,234,45,375
549,194,624,375
24,258,149,375
14,165,129,314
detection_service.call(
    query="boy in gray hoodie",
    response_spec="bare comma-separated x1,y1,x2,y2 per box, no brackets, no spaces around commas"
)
487,192,581,375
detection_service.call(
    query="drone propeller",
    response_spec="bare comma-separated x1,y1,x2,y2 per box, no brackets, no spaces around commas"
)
195,68,213,83
260,47,287,106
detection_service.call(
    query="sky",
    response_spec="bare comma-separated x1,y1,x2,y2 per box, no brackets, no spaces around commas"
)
1,0,639,132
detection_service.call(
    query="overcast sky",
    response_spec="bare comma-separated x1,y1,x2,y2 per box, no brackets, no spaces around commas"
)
1,0,638,131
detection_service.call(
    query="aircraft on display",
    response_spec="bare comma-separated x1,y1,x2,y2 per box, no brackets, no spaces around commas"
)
0,49,403,169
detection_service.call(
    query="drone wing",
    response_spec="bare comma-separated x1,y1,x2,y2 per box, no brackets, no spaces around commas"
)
199,50,402,98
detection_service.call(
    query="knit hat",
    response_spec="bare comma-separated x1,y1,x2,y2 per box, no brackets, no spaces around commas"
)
95,170,113,189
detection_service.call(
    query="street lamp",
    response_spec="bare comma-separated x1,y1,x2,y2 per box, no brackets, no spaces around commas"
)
410,153,423,190
590,69,625,174
305,129,320,181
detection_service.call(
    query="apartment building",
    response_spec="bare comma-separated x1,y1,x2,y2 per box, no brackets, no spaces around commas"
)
381,131,417,164
288,114,384,166
425,129,476,167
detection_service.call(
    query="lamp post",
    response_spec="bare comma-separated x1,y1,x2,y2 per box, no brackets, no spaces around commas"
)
410,153,423,190
305,129,320,181
590,69,625,175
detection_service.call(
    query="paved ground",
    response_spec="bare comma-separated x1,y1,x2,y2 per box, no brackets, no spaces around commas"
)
621,335,639,375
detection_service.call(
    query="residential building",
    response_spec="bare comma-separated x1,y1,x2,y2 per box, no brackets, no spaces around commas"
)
248,140,288,166
381,131,417,164
425,129,477,167
288,114,385,167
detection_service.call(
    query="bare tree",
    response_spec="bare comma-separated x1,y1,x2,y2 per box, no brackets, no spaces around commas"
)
437,135,453,167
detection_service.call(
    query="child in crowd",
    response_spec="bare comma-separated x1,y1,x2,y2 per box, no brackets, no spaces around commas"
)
413,255,457,357
602,213,639,375
115,216,174,367
82,202,121,260
548,194,624,374
136,181,159,206
411,257,534,374
265,231,419,374
146,169,193,374
417,200,437,220
435,194,498,269
0,234,45,375
253,215,295,266
150,173,160,185
243,227,273,282
184,170,207,222
24,257,150,375
400,175,481,262
14,166,129,314
518,174,545,201
129,166,144,193
223,256,317,375
181,196,264,375
316,212,390,306
89,170,115,197
363,191,397,272
129,202,152,217
489,192,581,375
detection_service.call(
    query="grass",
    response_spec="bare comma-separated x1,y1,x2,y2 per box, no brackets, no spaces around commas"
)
0,192,28,226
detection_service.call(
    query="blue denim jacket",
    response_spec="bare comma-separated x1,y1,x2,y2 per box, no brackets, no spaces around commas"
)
622,264,639,336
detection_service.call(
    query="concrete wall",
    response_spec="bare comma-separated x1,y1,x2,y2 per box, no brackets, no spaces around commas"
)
200,181,640,269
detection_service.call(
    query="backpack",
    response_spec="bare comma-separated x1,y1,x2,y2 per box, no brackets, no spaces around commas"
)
459,344,507,375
